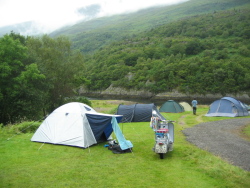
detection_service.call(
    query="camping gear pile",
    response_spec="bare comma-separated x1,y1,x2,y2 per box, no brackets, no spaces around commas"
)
106,139,132,154
150,112,174,159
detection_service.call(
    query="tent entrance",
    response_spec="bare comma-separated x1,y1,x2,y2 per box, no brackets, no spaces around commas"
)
97,132,110,143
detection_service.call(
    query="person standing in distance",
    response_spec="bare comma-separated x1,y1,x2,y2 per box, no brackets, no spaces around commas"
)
191,98,198,115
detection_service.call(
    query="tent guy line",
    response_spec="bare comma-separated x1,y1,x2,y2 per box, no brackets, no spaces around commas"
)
7,117,45,141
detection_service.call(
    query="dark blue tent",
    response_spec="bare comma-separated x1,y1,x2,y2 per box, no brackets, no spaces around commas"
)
116,103,165,122
205,97,249,117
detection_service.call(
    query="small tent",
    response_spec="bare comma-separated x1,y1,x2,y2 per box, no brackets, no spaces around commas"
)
31,102,133,149
116,103,165,123
205,97,249,117
180,102,192,111
159,100,184,113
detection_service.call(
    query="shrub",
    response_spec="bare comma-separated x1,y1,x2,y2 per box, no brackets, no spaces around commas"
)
64,96,92,106
1,121,41,134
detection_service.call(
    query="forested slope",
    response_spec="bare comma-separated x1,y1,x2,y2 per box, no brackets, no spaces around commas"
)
1,0,250,125
82,8,250,96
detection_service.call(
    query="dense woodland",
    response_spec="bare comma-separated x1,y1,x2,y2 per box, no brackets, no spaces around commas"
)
1,5,250,124
0,33,90,125
83,8,250,95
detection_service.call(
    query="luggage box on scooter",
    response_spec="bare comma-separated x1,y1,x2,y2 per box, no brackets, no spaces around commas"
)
156,128,168,133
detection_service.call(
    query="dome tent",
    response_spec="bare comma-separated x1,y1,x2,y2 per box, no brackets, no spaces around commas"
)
205,97,249,117
116,103,165,123
179,102,192,111
31,102,133,149
159,100,184,113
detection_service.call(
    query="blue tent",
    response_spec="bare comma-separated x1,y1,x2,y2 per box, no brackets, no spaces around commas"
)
205,97,249,117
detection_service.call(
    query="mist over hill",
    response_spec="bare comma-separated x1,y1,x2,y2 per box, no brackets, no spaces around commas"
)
1,0,249,42
50,0,250,54
0,0,188,37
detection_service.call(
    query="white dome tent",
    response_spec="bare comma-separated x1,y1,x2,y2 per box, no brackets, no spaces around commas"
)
31,102,132,149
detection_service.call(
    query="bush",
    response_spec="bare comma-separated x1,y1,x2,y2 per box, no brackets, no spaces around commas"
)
15,121,41,133
1,121,41,134
64,96,92,107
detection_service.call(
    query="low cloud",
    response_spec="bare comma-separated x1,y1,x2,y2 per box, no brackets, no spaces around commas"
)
77,4,101,19
0,0,188,35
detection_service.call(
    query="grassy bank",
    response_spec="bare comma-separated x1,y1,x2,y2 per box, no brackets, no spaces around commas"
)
0,100,250,188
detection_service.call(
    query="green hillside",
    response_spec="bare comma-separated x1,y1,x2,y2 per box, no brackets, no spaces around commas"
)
81,7,250,96
1,0,250,125
51,0,250,54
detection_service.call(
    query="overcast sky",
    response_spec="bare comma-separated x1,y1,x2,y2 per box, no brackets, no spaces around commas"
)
0,0,188,33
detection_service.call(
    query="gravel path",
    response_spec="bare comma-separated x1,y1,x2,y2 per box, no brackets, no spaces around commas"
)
182,118,250,171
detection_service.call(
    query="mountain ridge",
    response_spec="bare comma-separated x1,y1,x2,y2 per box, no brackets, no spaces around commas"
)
50,0,250,54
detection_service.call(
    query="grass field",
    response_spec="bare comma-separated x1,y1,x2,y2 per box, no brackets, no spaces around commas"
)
0,100,250,188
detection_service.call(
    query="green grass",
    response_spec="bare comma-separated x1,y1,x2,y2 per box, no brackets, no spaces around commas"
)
0,101,250,188
243,123,250,140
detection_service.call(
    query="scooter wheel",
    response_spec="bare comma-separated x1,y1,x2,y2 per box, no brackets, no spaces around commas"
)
159,153,164,159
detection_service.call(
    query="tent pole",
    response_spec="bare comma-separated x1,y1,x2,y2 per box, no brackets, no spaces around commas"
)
87,146,91,154
216,100,221,113
122,122,123,134
83,114,91,154
129,148,134,156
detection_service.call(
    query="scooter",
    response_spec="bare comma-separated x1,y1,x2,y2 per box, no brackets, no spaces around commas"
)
150,114,174,159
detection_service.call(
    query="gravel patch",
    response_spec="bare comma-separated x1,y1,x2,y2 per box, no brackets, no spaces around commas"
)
182,118,250,171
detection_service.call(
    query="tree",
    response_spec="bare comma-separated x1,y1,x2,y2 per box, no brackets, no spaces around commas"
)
0,34,46,124
27,35,86,113
168,71,176,91
185,39,204,55
14,63,47,120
